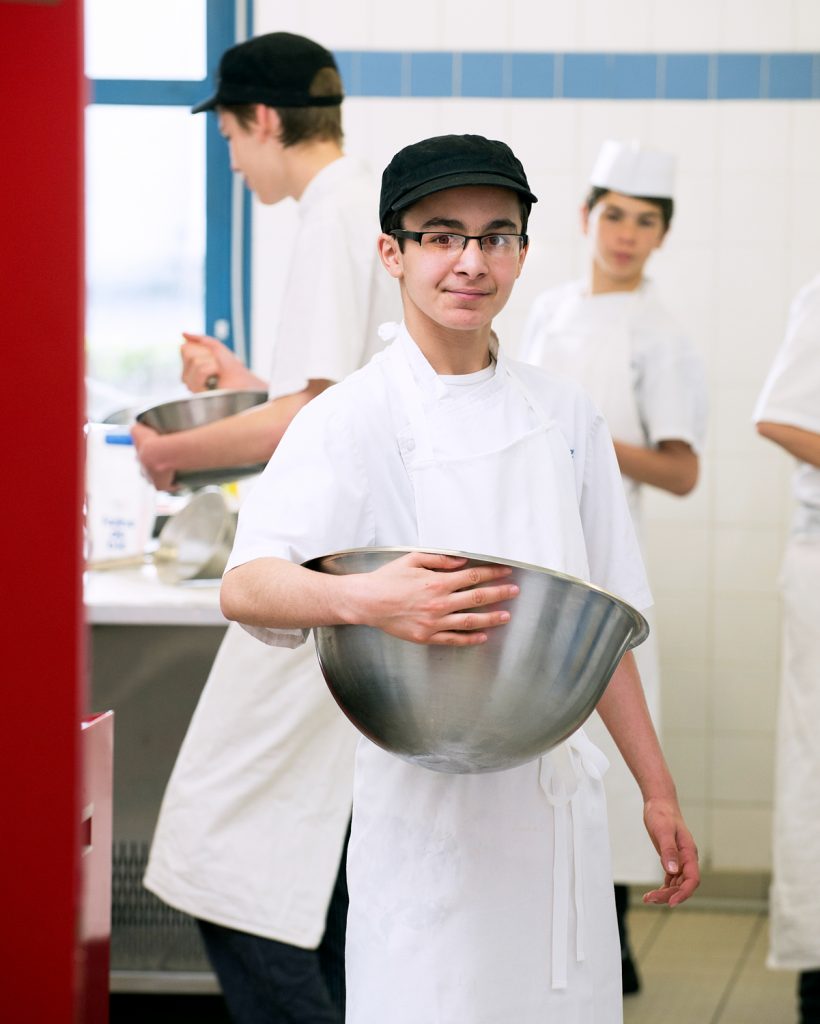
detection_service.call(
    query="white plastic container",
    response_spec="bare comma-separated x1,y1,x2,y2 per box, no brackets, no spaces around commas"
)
85,423,156,567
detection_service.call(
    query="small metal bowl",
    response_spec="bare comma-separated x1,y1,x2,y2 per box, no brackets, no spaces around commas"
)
305,547,648,774
136,389,268,487
153,489,237,584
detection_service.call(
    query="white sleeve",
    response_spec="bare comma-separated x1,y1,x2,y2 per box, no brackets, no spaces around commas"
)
634,327,708,453
225,391,374,646
753,275,820,434
578,410,654,613
267,206,382,400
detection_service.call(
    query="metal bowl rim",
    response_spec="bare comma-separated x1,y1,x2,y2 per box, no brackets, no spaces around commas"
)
303,545,649,649
134,388,269,425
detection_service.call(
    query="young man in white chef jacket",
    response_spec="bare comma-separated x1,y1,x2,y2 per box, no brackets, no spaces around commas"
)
220,133,700,1023
513,139,707,992
138,32,399,1024
754,273,820,1024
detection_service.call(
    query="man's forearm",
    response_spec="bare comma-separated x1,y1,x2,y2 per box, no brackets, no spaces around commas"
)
757,420,820,468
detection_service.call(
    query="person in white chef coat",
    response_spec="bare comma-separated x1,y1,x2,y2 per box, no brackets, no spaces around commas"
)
514,139,707,993
220,133,700,1024
754,273,820,1024
138,33,399,1024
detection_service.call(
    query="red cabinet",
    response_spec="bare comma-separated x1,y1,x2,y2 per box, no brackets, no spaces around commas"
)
78,712,114,1024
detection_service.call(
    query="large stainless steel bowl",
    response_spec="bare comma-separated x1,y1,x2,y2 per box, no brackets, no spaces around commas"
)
135,389,268,487
305,547,648,774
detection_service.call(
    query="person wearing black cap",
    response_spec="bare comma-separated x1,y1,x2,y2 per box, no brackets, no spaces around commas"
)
219,133,700,1021
139,31,398,1024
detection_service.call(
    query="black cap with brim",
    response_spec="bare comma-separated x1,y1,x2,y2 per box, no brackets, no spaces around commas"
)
380,135,538,229
191,31,343,114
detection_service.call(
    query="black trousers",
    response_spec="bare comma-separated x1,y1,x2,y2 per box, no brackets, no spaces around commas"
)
800,969,820,1024
198,827,349,1024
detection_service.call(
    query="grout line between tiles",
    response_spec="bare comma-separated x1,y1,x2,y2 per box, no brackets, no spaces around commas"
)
707,913,767,1024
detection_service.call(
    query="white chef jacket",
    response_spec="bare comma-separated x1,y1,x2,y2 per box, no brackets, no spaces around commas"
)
226,328,653,1020
515,278,707,883
267,155,398,399
754,273,820,970
753,272,820,510
516,280,708,488
143,156,401,947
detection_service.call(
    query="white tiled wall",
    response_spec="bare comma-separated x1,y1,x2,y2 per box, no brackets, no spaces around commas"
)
252,0,820,873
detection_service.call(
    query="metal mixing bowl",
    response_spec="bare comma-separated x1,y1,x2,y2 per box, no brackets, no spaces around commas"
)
135,389,268,487
304,547,648,774
153,489,237,584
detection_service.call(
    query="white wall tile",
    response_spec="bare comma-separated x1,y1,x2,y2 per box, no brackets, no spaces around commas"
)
344,98,443,175
364,0,443,49
718,0,796,50
434,99,512,143
709,804,773,871
717,174,789,246
712,662,781,732
649,0,721,50
509,0,580,50
509,102,581,176
711,731,775,803
793,106,820,173
711,593,782,673
645,524,712,592
646,104,720,176
440,0,513,49
788,173,820,248
713,525,785,595
655,592,712,665
713,456,789,526
576,0,655,50
663,730,710,803
795,0,820,45
717,105,793,176
659,658,711,733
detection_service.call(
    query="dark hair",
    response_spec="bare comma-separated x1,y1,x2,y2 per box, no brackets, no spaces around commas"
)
585,185,673,231
224,66,344,146
382,197,530,250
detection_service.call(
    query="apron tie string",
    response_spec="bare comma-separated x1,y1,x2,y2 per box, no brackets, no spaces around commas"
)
540,741,586,990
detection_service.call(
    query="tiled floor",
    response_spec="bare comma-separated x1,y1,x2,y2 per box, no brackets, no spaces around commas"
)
111,908,801,1023
625,907,799,1024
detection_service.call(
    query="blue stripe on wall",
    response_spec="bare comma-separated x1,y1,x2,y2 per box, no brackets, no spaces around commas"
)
90,52,820,108
329,51,820,101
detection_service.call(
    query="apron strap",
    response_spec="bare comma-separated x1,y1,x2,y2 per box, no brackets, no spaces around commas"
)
539,743,589,990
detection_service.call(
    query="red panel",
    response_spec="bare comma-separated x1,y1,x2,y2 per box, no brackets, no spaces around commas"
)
78,713,114,1024
0,1,87,1021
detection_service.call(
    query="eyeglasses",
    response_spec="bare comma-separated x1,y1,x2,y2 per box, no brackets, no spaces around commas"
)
390,229,528,259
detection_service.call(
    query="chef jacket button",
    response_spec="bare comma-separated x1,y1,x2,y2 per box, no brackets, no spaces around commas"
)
404,439,416,452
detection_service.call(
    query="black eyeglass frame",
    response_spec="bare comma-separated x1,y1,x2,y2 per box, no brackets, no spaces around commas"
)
390,229,529,253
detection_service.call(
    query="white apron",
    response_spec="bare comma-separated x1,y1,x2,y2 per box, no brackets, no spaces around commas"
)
537,290,661,883
144,620,359,947
768,506,820,969
345,327,622,1023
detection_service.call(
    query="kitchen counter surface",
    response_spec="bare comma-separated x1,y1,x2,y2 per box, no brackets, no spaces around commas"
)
84,564,226,626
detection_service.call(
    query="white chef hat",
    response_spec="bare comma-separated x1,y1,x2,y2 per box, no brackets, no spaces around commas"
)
588,139,676,199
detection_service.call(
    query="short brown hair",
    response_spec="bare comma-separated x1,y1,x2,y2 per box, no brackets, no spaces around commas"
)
585,185,673,232
224,66,344,146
